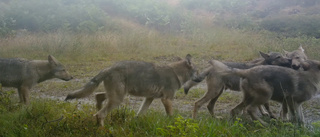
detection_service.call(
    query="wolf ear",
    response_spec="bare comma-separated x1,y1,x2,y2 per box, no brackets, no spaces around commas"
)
185,54,192,65
48,55,59,66
259,51,269,59
283,50,289,56
298,45,305,52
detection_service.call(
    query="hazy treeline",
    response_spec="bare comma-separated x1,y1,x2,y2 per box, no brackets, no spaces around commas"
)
1,0,320,38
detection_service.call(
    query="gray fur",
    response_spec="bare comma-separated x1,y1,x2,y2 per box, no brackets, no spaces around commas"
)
209,59,320,126
184,52,291,118
0,55,73,104
65,54,198,126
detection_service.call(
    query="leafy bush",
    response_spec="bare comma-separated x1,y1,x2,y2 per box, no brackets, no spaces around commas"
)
97,0,191,32
260,15,320,38
180,0,253,13
0,0,109,36
157,115,199,137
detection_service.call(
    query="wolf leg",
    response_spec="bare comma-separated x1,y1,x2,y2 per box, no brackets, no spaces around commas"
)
17,87,24,103
280,101,289,121
247,104,268,126
262,103,276,119
95,96,124,127
137,97,154,115
258,105,268,116
19,86,30,105
95,92,106,111
295,103,304,125
231,92,252,117
286,98,304,125
95,83,125,126
231,101,246,117
193,85,223,119
298,105,305,123
161,98,173,116
206,88,224,117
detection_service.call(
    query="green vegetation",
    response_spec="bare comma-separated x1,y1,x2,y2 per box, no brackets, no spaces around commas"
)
1,92,319,137
1,0,320,136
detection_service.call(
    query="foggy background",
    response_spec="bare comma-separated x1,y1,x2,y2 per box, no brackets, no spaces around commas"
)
1,0,320,38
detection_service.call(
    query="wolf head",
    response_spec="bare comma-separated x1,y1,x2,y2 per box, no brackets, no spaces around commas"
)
284,46,308,70
259,51,292,67
48,55,73,81
170,54,199,85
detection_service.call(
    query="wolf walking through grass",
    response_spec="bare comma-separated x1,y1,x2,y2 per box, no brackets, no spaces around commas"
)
0,55,73,105
65,54,198,126
208,58,320,126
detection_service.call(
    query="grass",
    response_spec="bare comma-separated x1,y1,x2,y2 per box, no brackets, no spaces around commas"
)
0,92,319,137
1,21,320,136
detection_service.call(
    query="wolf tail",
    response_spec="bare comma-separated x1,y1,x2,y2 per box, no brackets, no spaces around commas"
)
65,68,109,100
208,60,247,78
184,67,211,94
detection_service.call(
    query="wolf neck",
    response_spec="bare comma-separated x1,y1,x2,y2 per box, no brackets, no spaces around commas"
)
253,59,269,66
32,60,54,83
168,65,183,88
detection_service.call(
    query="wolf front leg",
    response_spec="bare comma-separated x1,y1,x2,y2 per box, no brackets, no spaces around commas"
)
18,86,31,105
161,98,173,116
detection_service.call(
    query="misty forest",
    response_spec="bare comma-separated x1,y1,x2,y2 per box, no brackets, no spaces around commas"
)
1,0,320,136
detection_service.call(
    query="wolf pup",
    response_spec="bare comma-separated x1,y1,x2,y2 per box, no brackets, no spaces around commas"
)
280,46,308,120
209,59,320,126
0,55,73,105
65,54,198,126
284,45,308,70
184,51,291,119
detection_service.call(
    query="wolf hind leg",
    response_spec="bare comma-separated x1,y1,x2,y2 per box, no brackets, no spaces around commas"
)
137,97,154,116
231,91,253,117
95,92,106,111
206,87,224,117
287,98,304,125
280,101,289,121
262,103,276,119
95,82,126,126
247,104,268,126
95,94,124,126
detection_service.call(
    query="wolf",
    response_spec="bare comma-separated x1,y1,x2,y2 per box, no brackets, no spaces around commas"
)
183,51,292,119
0,55,73,105
280,45,308,119
209,59,320,126
65,54,198,126
284,45,308,70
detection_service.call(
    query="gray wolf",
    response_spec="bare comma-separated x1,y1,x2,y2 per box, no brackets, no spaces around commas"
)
284,45,307,70
65,54,198,126
184,51,292,119
0,55,73,105
209,59,320,126
280,45,308,119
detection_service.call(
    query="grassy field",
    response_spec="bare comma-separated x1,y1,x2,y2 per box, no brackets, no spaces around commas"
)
1,25,320,136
